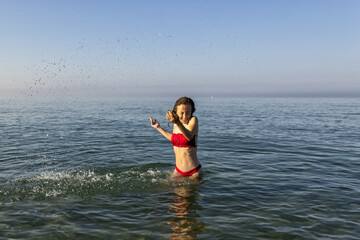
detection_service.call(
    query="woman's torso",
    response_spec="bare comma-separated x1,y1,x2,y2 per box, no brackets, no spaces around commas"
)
172,118,199,171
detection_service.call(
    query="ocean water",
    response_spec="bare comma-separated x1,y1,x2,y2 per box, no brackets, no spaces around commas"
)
1,97,359,239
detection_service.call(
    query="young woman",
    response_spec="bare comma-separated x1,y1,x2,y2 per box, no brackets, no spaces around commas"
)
149,97,201,179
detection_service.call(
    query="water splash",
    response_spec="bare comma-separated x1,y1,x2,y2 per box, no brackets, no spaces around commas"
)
1,167,173,201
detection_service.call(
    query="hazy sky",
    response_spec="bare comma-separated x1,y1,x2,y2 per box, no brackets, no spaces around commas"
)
1,0,359,98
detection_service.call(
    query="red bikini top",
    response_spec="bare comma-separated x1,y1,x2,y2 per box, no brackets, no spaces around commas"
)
171,133,197,148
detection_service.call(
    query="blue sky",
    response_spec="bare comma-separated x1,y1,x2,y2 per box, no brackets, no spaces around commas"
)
1,0,359,98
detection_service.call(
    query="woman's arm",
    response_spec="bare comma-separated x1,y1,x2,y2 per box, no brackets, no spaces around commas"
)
166,110,197,141
175,116,198,141
149,116,172,141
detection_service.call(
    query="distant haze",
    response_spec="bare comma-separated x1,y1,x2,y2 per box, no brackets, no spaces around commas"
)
1,0,359,99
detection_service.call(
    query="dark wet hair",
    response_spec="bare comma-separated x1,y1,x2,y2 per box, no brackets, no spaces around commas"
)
172,96,196,116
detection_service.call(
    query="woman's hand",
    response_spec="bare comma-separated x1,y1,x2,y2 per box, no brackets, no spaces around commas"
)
149,116,160,129
166,110,180,124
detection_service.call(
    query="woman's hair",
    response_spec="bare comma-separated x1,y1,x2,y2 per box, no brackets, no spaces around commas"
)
172,96,196,116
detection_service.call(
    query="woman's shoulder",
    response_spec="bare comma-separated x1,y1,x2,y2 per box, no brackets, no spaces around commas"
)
188,116,198,130
190,116,198,122
187,116,198,126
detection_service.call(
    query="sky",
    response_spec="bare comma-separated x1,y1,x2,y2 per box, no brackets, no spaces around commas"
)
1,0,359,99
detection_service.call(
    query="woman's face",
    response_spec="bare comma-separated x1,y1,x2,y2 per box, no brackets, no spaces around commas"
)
176,104,192,124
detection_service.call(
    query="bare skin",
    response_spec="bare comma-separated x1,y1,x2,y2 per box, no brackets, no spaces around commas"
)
150,104,201,179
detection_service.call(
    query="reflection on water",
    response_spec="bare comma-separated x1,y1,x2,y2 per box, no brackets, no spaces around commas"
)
167,183,205,239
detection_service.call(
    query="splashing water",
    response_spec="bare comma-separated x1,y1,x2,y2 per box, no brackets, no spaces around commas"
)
1,167,176,201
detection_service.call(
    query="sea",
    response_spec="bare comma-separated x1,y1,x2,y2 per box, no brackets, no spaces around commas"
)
1,97,359,239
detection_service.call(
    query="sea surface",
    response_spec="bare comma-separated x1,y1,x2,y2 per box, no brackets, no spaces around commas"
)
1,97,359,239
